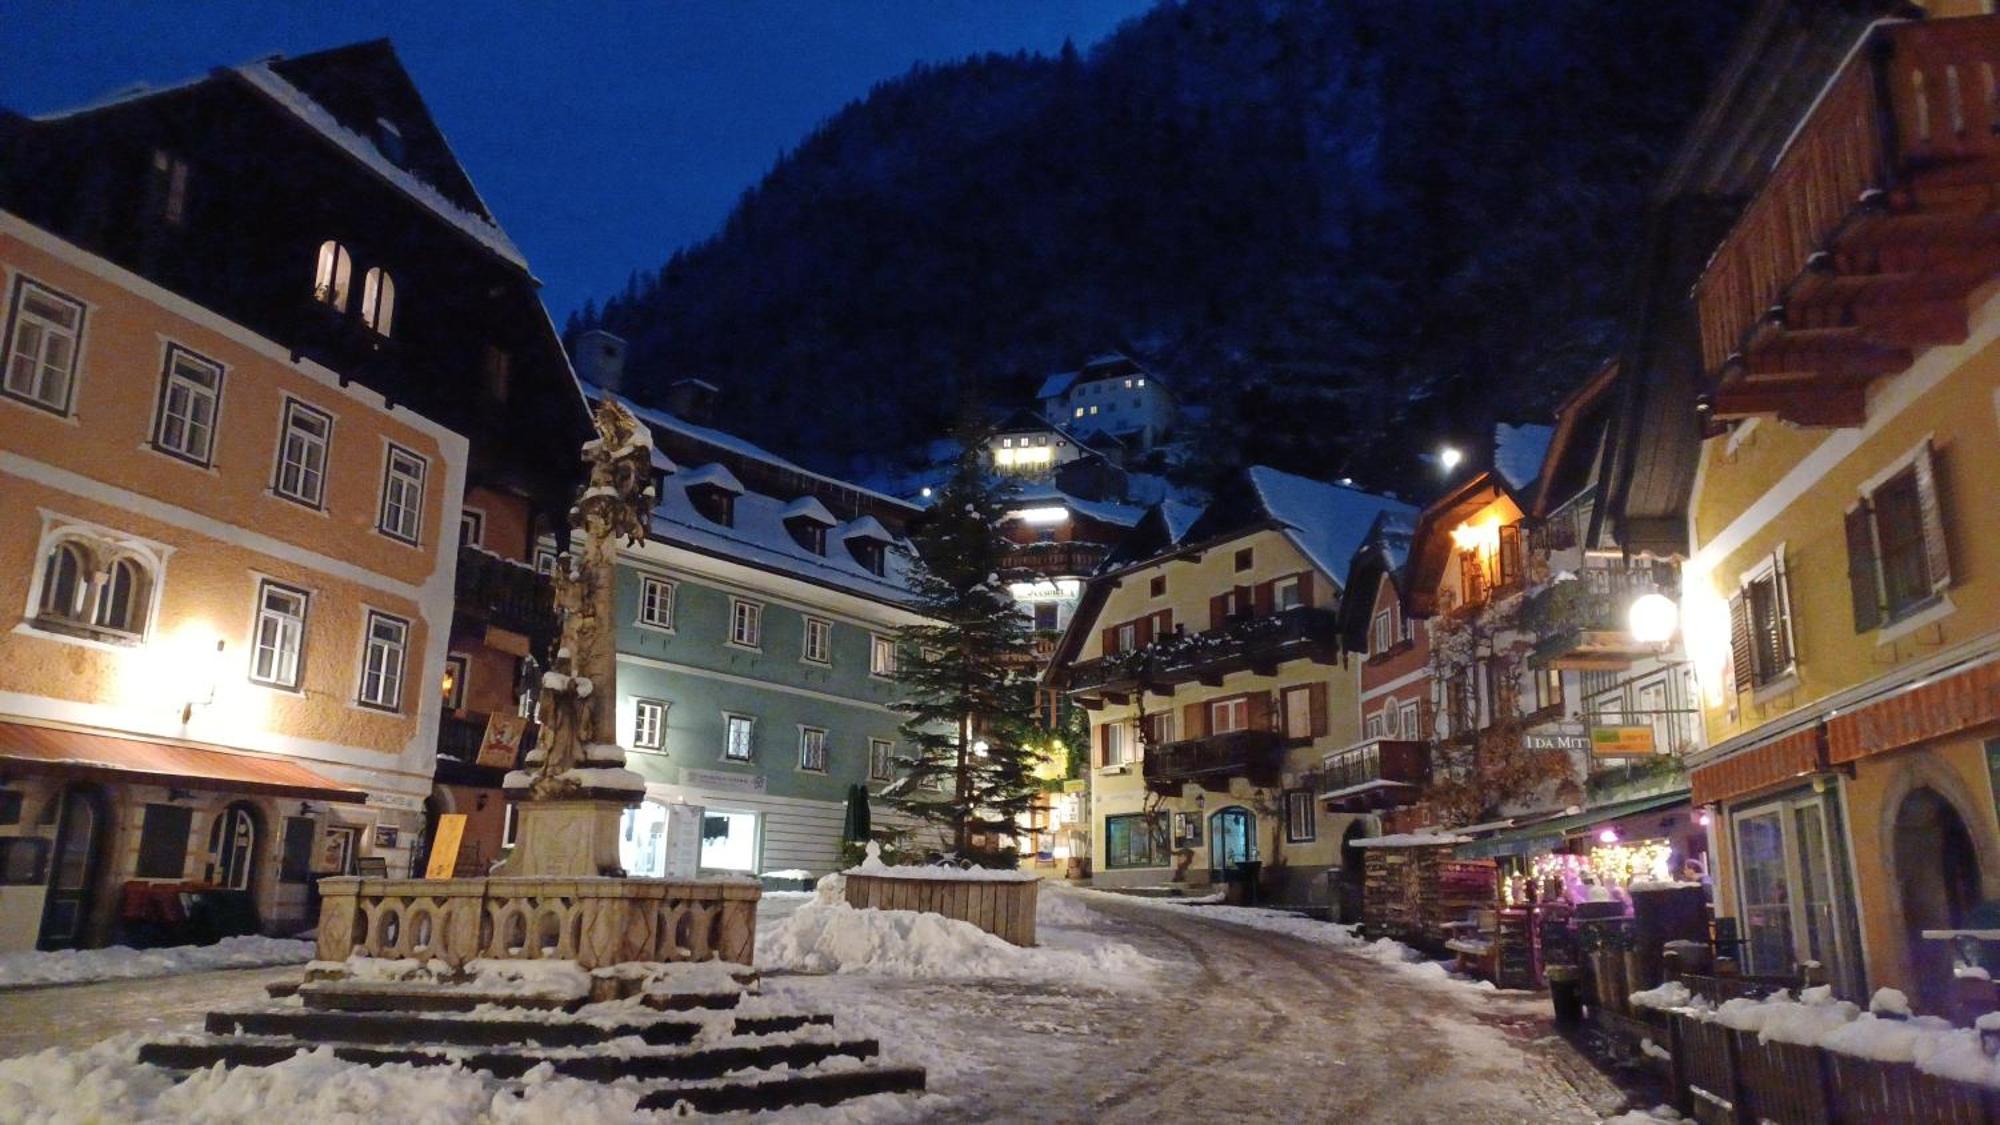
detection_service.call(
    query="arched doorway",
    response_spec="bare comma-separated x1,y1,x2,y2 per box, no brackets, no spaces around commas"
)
1336,820,1369,923
206,802,261,892
38,784,107,949
1209,806,1256,872
1894,787,1982,1011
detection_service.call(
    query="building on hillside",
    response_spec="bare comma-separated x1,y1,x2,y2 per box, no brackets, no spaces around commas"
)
0,41,591,947
584,390,935,879
1048,466,1413,907
1669,7,2000,1009
986,409,1088,478
1036,352,1176,453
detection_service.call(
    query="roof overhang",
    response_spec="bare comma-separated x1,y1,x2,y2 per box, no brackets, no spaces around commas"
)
0,721,368,803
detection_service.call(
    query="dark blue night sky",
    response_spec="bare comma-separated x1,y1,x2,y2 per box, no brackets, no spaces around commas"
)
0,1,1154,318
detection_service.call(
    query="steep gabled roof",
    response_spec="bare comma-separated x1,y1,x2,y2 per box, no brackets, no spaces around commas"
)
1243,466,1417,590
1401,471,1526,618
1336,510,1417,654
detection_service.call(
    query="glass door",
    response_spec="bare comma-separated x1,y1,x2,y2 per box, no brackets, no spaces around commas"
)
1792,800,1860,996
1734,808,1793,975
1209,807,1256,870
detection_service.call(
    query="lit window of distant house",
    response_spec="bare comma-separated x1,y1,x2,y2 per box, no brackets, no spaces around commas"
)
3,278,85,415
870,634,897,676
798,727,828,773
360,267,396,336
151,345,224,466
638,575,675,629
443,654,468,712
803,616,831,663
1074,407,1084,418
358,610,409,711
724,714,755,761
377,445,427,545
250,580,308,689
869,738,894,781
729,599,762,648
314,240,352,309
1150,575,1166,598
633,699,666,750
273,399,332,508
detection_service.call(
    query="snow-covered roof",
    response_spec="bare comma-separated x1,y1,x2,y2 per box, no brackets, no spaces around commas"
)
779,496,837,526
1158,499,1204,543
677,462,744,494
231,62,529,271
838,515,895,543
1246,467,1419,588
1008,481,1146,529
1375,512,1417,572
1035,371,1078,400
649,447,680,474
32,74,211,121
649,479,918,606
1494,423,1555,493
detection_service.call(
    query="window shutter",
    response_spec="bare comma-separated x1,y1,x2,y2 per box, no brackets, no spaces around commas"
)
1136,616,1153,647
1102,626,1118,656
1844,503,1883,634
1773,554,1797,669
1096,723,1109,767
1915,439,1952,595
1183,701,1207,738
1728,591,1753,695
1297,572,1316,608
1253,581,1275,617
1209,595,1227,630
1247,693,1273,731
1154,609,1173,636
1234,585,1254,619
1308,682,1328,737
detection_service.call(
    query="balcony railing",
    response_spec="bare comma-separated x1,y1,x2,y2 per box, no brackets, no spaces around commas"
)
1318,739,1430,811
1143,729,1283,795
1002,540,1110,579
454,544,557,640
1697,17,2000,424
1063,606,1340,695
1520,562,1676,669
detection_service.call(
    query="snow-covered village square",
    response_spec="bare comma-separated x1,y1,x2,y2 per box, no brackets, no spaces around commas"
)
8,1,2000,1122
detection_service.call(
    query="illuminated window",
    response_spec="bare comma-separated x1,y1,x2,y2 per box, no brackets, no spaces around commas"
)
798,727,828,773
3,277,85,415
151,345,223,466
443,654,468,712
871,634,897,676
360,268,396,336
633,699,666,749
314,240,352,309
274,398,331,508
638,575,675,629
358,610,409,710
724,713,755,761
250,581,308,689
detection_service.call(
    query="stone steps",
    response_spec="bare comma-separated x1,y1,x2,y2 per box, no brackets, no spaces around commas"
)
632,1064,929,1114
296,981,584,1013
202,1007,832,1048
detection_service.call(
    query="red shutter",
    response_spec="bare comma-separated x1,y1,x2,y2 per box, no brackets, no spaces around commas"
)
1183,701,1207,738
1136,616,1153,647
1844,503,1883,634
1309,682,1328,737
1297,572,1315,609
1154,609,1173,637
1915,439,1952,595
1096,723,1110,766
1102,626,1118,656
1254,582,1275,617
1728,592,1753,695
1247,693,1272,731
1210,595,1227,630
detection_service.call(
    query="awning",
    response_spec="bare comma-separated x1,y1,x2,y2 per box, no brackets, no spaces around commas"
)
1453,791,1690,860
0,721,367,803
1826,655,2000,766
1689,725,1823,807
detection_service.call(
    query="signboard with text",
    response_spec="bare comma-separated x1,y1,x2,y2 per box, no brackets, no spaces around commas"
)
478,714,528,769
1590,726,1658,757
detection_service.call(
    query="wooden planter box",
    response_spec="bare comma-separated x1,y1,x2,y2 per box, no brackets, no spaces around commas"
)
844,872,1040,946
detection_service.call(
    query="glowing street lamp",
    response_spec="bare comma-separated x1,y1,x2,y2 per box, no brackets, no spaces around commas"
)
1628,592,1679,645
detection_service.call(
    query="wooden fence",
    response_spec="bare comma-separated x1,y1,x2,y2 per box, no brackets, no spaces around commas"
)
845,872,1039,946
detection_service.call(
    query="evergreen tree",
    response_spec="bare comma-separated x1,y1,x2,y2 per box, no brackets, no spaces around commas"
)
884,426,1040,866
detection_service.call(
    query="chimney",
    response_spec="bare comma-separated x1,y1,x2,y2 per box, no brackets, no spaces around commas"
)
572,329,627,393
663,377,719,426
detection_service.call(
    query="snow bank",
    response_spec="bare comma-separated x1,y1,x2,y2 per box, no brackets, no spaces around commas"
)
0,935,312,989
757,899,1157,986
1628,981,1693,1012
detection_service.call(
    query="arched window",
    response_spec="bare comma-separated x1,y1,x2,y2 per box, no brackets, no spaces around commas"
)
38,541,85,619
91,557,144,635
360,267,395,336
314,241,352,309
205,803,259,891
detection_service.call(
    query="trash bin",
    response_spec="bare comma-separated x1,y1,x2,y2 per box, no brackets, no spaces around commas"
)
1547,965,1585,1028
1234,860,1262,907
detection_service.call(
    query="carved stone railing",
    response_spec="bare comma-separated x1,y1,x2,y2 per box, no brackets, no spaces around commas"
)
314,876,760,970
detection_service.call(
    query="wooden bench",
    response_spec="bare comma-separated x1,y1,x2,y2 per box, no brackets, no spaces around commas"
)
1442,909,1498,978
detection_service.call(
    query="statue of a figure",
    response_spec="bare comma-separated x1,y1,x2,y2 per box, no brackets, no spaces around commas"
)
517,399,656,797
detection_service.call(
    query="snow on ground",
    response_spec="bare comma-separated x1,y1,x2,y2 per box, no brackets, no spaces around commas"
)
0,935,313,990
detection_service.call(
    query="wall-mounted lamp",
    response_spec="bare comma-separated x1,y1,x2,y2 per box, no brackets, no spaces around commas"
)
1627,593,1679,646
180,639,226,723
167,787,195,802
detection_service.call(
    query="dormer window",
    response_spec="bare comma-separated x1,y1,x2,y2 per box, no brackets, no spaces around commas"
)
360,268,396,336
374,118,406,167
314,241,352,310
851,539,886,576
780,496,838,556
690,486,734,527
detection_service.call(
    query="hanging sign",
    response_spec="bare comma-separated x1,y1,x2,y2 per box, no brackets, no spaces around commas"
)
1590,726,1658,757
478,714,528,769
1526,731,1592,753
424,814,467,879
664,803,705,879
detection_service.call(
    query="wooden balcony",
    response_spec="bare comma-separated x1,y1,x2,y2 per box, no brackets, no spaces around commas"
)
1143,729,1284,796
1002,540,1109,580
1520,562,1675,671
1318,739,1429,812
1698,16,2000,427
1062,606,1340,700
453,544,557,642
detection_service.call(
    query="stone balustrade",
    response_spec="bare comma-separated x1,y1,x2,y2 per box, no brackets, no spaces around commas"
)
315,876,760,970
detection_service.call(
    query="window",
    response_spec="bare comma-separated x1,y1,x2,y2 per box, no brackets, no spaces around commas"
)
724,714,755,761
443,653,468,711
1846,444,1951,631
314,240,352,309
1150,575,1166,598
639,575,676,630
1033,601,1059,632
1285,791,1316,842
1143,711,1177,747
360,268,396,336
502,803,518,848
1104,813,1168,869
690,486,735,527
633,699,666,750
250,581,308,689
869,738,894,781
134,804,193,879
151,345,223,466
1114,623,1137,655
1074,407,1084,418
870,634,897,676
802,616,831,663
1371,610,1393,655
456,510,484,548
33,531,157,642
273,399,332,507
4,277,84,414
377,445,426,544
729,599,762,648
1535,667,1563,713
1274,576,1303,611
1365,712,1386,738
1399,700,1421,739
1234,547,1253,572
1731,556,1796,691
149,149,189,224
1210,697,1250,734
358,610,409,710
533,545,559,576
483,345,512,404
1100,721,1135,767
373,118,407,166
205,804,257,891
1283,685,1313,741
798,727,829,773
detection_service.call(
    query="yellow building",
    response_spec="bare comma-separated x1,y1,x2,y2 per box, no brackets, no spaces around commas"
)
1050,467,1413,906
0,213,465,951
1680,11,2000,1008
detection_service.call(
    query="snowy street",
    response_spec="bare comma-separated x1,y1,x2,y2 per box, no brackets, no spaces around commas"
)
0,889,1628,1122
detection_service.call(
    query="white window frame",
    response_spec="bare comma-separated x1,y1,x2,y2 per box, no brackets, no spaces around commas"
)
1398,700,1421,740
870,634,897,677
533,544,560,576
1275,576,1304,612
23,517,168,648
458,508,484,547
802,616,832,664
869,738,894,782
359,267,396,336
1371,610,1392,655
1285,790,1316,842
724,713,755,761
638,575,676,631
377,443,427,546
357,609,410,711
249,579,309,690
272,397,333,509
798,726,829,773
729,598,762,649
151,344,224,467
1364,712,1387,739
1102,721,1133,767
1210,697,1250,734
633,698,666,750
3,276,86,416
